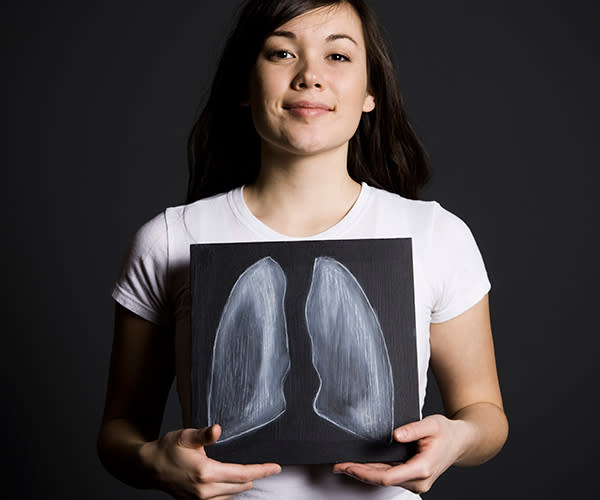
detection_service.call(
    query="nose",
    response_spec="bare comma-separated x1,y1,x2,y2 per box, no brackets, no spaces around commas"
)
292,58,323,90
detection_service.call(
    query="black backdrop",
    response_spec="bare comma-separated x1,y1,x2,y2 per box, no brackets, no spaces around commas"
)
5,1,599,498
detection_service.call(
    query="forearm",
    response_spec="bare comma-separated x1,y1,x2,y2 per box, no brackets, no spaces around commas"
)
450,402,509,467
97,418,159,489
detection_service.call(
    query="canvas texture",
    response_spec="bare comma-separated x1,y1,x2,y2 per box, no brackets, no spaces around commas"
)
189,239,419,465
112,182,490,500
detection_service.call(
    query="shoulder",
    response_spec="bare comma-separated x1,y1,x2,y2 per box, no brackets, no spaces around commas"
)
175,191,232,215
131,191,232,245
365,184,446,235
364,184,483,265
123,211,169,263
164,191,232,234
427,203,481,259
370,184,472,230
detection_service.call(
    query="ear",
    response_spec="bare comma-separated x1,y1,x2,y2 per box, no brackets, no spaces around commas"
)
362,93,375,113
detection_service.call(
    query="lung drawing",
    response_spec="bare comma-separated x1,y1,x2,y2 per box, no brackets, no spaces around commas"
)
305,256,394,442
208,256,290,442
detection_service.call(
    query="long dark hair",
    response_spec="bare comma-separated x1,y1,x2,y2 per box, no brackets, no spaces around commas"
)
186,0,430,202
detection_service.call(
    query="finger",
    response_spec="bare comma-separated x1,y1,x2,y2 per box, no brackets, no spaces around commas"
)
338,460,430,487
333,462,390,473
201,460,281,484
194,480,254,499
206,495,242,500
394,417,440,443
333,462,353,473
180,425,222,449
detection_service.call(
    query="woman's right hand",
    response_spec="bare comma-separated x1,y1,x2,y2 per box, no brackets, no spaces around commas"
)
142,424,281,500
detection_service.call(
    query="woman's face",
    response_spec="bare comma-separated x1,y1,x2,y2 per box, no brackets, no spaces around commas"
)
248,3,375,158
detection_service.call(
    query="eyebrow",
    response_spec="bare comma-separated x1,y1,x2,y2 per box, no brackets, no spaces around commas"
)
270,30,358,46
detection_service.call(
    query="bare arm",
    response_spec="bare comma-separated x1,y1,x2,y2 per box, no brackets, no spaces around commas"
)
429,293,508,466
334,295,508,492
97,303,175,487
97,304,281,499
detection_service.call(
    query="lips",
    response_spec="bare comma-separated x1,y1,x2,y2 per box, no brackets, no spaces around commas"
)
284,101,333,111
283,101,333,117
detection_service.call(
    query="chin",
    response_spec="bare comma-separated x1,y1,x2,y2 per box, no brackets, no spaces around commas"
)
277,135,350,157
286,143,341,157
289,141,330,154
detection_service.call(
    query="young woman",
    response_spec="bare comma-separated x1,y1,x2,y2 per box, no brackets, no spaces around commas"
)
97,1,508,499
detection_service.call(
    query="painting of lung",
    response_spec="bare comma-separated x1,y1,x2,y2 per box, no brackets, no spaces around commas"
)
208,257,290,442
190,239,419,465
306,257,394,443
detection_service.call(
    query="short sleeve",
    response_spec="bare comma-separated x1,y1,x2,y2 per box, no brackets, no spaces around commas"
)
428,202,491,324
111,212,170,325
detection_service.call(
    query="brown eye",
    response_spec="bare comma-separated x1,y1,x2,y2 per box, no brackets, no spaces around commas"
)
328,53,350,62
269,50,293,60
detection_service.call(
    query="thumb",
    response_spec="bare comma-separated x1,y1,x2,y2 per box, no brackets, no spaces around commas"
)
393,417,440,443
180,424,222,449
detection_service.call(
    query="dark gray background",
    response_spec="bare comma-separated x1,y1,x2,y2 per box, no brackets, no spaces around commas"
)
5,0,599,498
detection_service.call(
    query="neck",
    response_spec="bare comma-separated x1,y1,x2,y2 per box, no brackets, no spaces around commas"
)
243,142,362,236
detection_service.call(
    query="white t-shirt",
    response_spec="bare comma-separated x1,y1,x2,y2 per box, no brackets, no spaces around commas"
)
112,182,491,500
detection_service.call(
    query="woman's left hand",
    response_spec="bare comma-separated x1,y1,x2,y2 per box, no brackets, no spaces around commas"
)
332,414,473,494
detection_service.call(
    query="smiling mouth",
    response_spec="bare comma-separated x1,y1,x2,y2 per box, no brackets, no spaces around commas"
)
283,102,333,117
284,101,333,110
